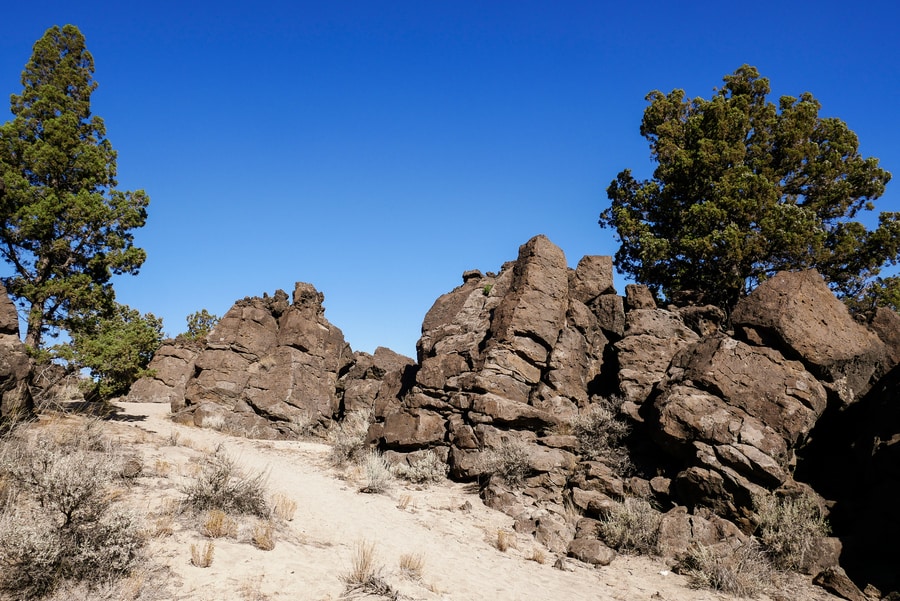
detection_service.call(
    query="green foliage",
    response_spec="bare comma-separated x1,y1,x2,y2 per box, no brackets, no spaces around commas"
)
183,308,220,340
600,65,896,312
0,25,149,348
61,303,163,400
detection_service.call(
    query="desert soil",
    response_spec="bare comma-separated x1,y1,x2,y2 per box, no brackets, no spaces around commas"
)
101,402,832,601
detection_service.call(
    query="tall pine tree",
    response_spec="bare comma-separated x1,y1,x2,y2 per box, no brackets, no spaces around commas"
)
0,25,148,348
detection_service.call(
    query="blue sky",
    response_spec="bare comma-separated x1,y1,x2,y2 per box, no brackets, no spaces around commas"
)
1,1,898,358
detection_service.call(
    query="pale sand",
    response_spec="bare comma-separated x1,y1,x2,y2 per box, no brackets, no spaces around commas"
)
106,402,834,601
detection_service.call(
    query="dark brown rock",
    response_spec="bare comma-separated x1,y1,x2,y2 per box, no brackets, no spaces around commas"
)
127,340,200,409
733,270,889,406
567,538,616,566
813,566,868,601
568,255,615,304
0,284,32,423
624,284,656,310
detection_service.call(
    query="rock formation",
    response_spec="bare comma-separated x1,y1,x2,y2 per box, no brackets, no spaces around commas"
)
0,283,32,424
129,282,412,439
127,233,900,596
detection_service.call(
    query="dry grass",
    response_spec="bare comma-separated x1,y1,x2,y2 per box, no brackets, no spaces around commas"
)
360,450,393,494
678,540,774,597
528,547,547,564
482,439,531,488
201,509,237,538
392,450,449,485
190,541,215,568
396,493,413,511
598,496,661,555
399,552,425,580
754,491,830,571
271,492,297,521
251,520,276,551
341,540,400,600
494,529,516,553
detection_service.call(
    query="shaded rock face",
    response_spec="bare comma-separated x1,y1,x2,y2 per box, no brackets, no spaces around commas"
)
128,283,411,439
0,283,32,424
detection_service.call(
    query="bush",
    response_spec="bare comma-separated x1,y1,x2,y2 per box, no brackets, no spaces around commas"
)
360,450,393,494
572,396,632,474
754,491,830,571
182,446,269,517
598,497,661,555
678,540,774,597
328,410,372,465
0,426,144,598
392,450,449,485
482,438,532,488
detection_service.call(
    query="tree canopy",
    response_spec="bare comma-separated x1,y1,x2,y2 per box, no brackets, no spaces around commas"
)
600,65,898,312
0,24,149,348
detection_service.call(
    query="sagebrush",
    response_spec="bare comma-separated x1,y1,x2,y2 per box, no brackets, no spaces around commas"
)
598,496,660,555
0,421,144,598
392,450,448,485
755,491,830,571
482,438,531,488
182,446,269,517
678,540,774,597
571,396,632,474
328,410,372,465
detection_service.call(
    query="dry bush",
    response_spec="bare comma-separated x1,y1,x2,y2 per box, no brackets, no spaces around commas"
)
201,509,237,538
678,540,774,597
190,541,214,568
251,521,276,551
0,426,144,598
181,446,269,517
360,450,393,494
528,547,547,564
482,438,531,488
598,496,661,555
399,552,425,580
494,529,516,553
396,494,412,511
392,450,449,485
341,540,399,600
754,491,830,571
571,396,632,474
271,492,297,521
328,410,372,465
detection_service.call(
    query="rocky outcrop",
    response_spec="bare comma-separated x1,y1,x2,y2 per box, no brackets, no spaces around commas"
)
732,270,891,406
128,340,201,407
0,283,32,424
129,282,410,439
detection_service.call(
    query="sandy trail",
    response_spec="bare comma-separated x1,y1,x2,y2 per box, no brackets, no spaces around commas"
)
111,402,789,601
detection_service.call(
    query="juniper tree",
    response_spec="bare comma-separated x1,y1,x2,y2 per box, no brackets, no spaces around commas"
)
600,65,897,312
0,25,149,348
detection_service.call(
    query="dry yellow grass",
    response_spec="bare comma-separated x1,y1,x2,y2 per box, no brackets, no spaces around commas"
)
190,541,215,568
399,552,425,580
201,509,237,538
251,520,276,551
271,492,297,521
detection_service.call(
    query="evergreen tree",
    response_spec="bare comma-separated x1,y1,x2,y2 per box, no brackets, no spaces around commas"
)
600,65,898,312
0,25,148,348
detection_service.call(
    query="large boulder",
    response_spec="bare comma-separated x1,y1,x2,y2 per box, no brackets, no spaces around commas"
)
732,270,890,406
170,283,355,436
0,283,32,423
127,340,201,408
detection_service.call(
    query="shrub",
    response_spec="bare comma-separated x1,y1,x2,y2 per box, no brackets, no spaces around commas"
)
572,396,632,474
251,521,275,551
360,450,393,494
182,446,269,517
342,540,399,600
201,510,237,538
0,428,144,598
678,540,774,597
754,491,830,571
190,541,214,568
598,496,661,555
392,450,449,485
482,438,531,488
328,410,372,465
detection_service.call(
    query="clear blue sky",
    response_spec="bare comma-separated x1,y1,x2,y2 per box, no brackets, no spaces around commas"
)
2,1,898,358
